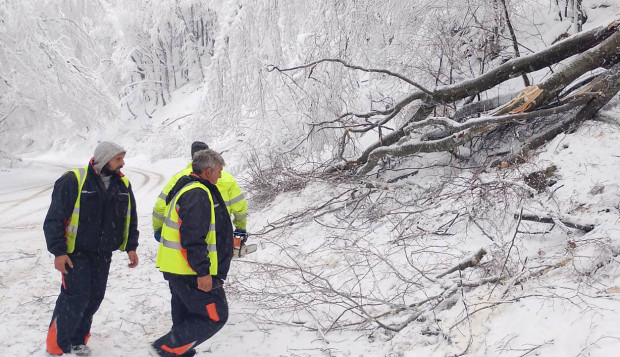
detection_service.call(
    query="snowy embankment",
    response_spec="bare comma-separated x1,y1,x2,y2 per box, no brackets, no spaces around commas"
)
232,117,620,357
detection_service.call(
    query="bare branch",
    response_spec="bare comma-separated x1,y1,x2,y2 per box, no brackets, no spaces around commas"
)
518,213,595,232
267,58,434,95
436,248,487,279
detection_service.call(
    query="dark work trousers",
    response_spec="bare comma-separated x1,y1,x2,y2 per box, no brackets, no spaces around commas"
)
46,254,111,354
153,276,228,356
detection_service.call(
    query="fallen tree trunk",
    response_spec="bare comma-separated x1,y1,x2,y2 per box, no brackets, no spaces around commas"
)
273,18,620,176
349,25,620,175
516,213,595,232
506,60,620,162
383,19,620,109
274,18,620,137
356,95,594,175
494,30,620,115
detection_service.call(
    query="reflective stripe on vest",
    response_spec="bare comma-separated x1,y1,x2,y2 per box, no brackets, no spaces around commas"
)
156,182,218,276
226,192,246,206
65,166,131,253
152,166,192,232
153,164,248,231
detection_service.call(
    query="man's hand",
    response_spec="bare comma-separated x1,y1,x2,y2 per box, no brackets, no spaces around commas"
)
127,251,139,268
54,255,73,274
197,275,213,292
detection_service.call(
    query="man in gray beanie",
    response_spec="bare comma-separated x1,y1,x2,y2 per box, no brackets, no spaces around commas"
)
92,141,125,172
43,141,139,356
92,141,126,189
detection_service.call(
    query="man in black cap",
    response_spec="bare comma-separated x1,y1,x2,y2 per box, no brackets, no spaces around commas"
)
44,141,140,356
152,141,248,255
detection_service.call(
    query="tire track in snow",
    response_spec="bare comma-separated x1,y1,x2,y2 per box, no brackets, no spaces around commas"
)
0,161,72,210
2,162,165,210
5,186,54,210
0,183,53,197
124,167,165,195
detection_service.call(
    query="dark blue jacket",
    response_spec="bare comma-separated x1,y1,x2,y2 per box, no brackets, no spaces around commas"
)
163,174,233,280
43,161,139,257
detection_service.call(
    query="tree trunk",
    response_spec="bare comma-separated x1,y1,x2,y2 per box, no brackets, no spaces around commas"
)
499,0,530,86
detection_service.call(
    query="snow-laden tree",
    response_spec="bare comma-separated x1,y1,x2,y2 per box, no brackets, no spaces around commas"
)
194,0,522,165
0,0,117,152
106,0,218,114
256,0,617,178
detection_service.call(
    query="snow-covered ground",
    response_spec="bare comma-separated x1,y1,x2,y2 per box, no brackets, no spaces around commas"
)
4,116,620,356
0,154,387,356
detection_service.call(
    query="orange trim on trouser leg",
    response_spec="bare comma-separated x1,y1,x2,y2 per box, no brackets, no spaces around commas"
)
161,341,195,355
206,303,220,322
46,318,64,355
84,333,91,345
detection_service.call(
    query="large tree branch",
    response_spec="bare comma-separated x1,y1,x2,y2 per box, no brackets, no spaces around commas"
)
412,95,594,139
279,19,620,142
452,92,518,121
346,20,619,135
495,30,620,114
357,127,479,176
510,60,620,159
347,21,620,174
353,94,594,175
429,20,617,103
267,58,434,95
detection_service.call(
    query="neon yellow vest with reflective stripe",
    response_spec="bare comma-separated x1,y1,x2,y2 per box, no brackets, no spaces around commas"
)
218,170,248,230
66,166,131,253
156,181,218,276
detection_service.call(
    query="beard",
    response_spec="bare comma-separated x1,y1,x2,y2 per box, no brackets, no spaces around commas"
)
101,165,118,176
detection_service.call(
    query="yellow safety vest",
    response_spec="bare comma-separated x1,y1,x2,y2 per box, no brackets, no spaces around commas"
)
156,181,218,275
152,163,247,231
218,170,248,230
66,166,131,253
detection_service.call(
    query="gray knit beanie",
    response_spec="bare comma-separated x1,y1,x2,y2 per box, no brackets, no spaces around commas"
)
92,141,125,172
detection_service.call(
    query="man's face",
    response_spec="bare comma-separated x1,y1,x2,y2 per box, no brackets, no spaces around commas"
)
105,152,126,173
202,164,223,185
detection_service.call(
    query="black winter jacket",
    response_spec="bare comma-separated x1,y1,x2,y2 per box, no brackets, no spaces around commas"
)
164,174,233,280
43,161,139,257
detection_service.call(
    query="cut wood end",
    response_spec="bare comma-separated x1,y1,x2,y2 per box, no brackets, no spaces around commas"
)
604,286,620,294
556,257,572,267
509,86,543,114
608,19,620,31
